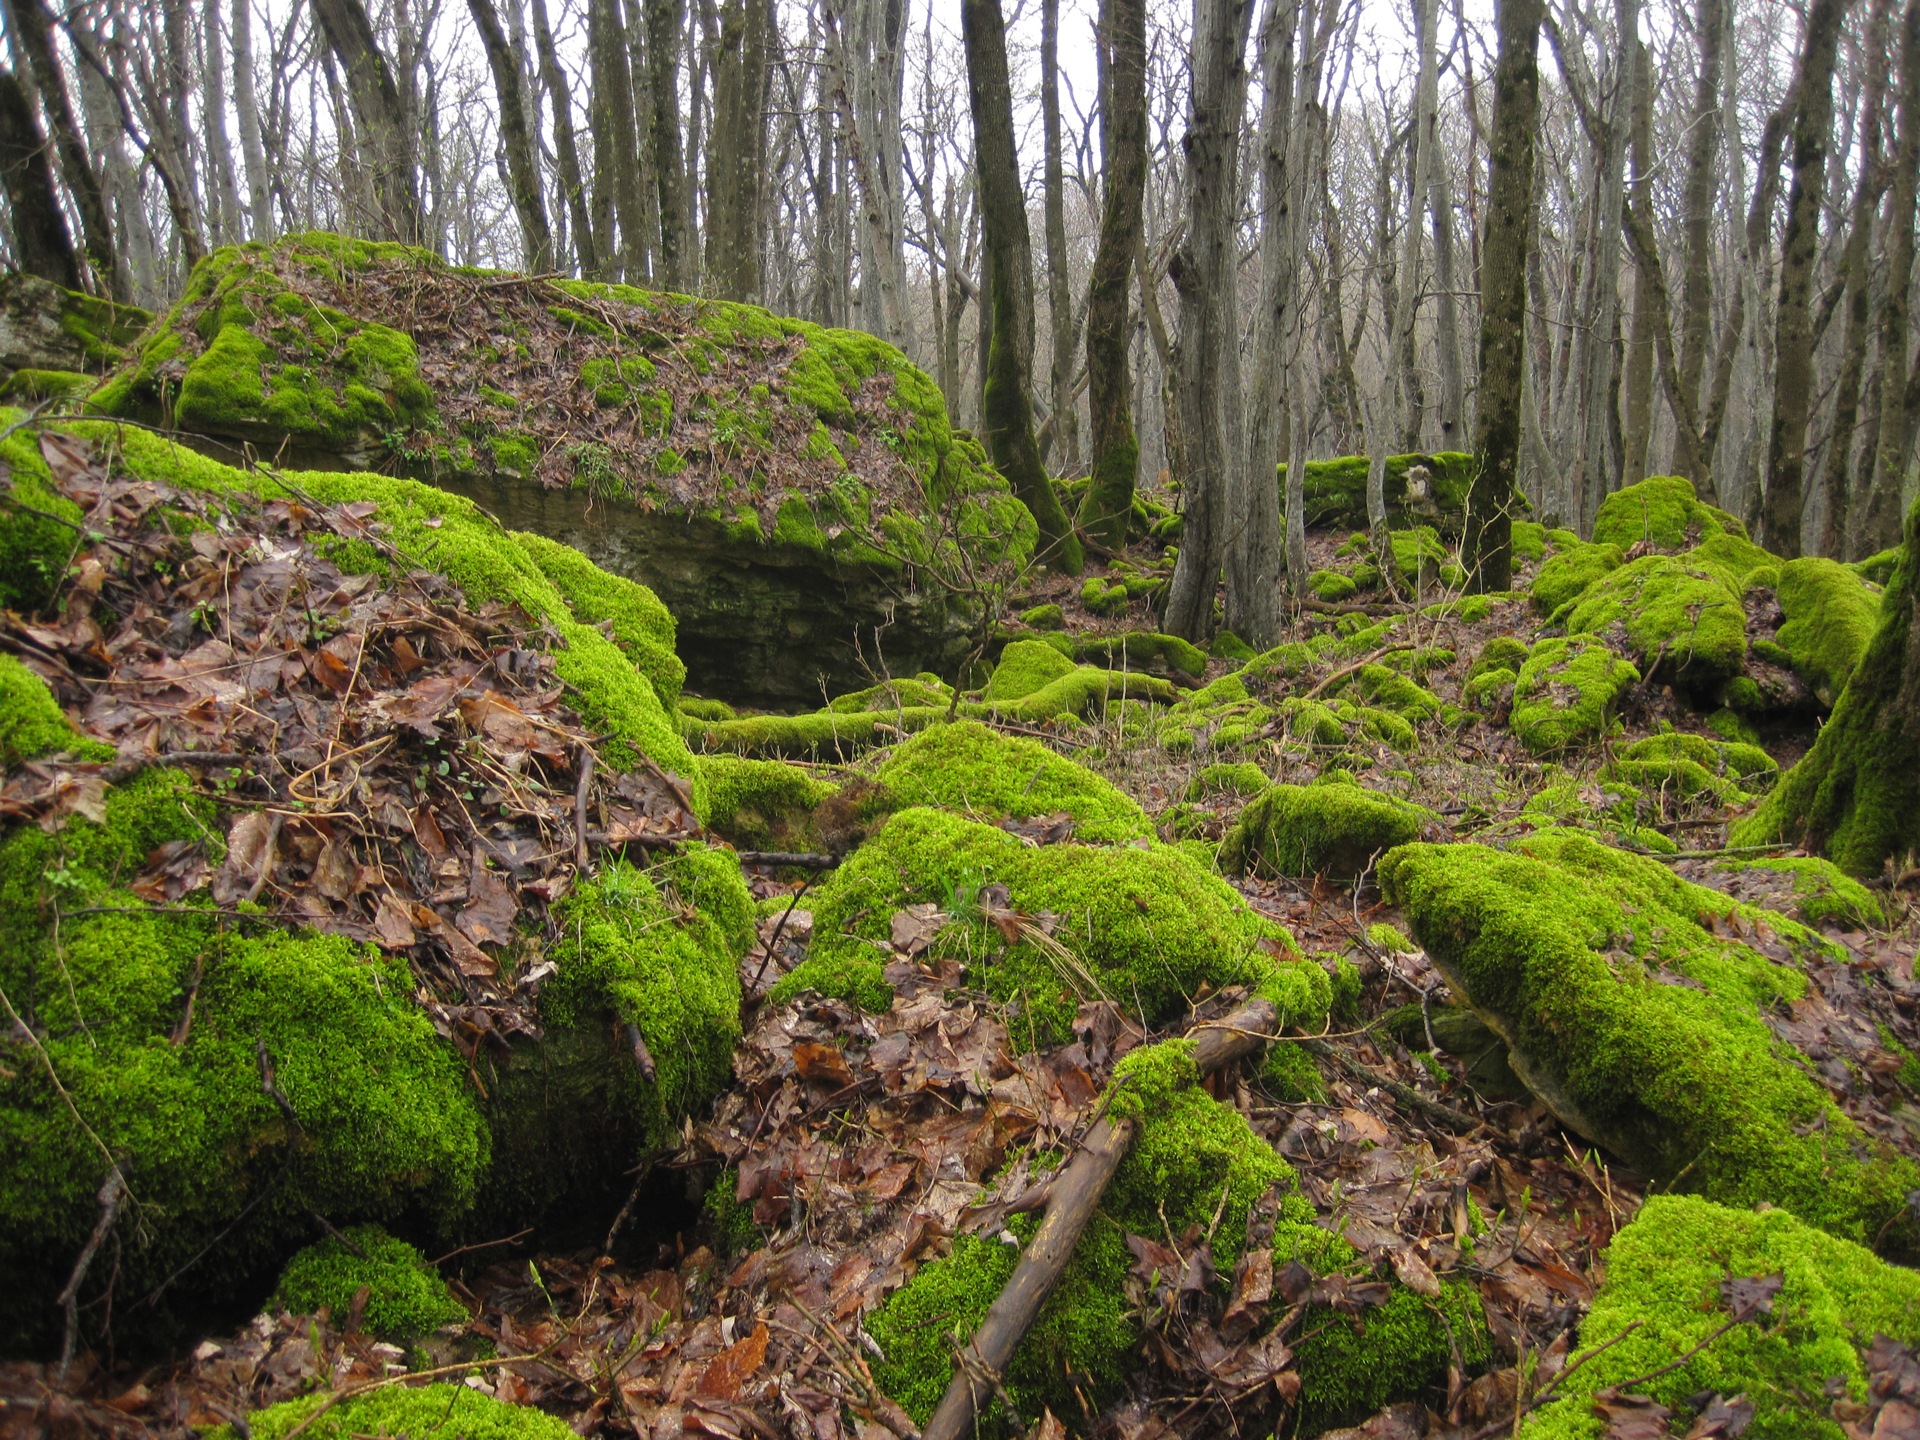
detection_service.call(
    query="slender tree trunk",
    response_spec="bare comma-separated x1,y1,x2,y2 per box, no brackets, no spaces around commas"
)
1669,0,1723,492
531,0,596,277
647,0,693,289
705,0,771,300
829,0,914,353
2,0,121,297
0,68,82,288
312,0,424,243
1163,0,1256,641
1762,0,1850,558
200,6,244,244
1039,0,1078,470
1820,0,1892,558
472,0,553,270
1621,37,1655,484
1861,0,1920,554
591,0,646,279
1419,0,1466,448
960,0,1082,571
1079,0,1147,548
232,0,274,240
1464,0,1544,592
1244,0,1299,601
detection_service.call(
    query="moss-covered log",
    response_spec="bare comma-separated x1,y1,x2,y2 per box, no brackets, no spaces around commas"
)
1733,495,1920,874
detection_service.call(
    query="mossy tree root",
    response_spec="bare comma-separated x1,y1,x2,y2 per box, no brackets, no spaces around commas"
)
918,999,1277,1440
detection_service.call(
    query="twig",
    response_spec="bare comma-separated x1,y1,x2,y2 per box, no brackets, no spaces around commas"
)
1296,1036,1481,1133
307,1209,369,1259
1302,643,1422,701
574,746,595,871
56,1167,125,1385
429,1228,534,1267
624,1021,657,1081
1468,1319,1646,1439
737,850,841,869
748,874,818,996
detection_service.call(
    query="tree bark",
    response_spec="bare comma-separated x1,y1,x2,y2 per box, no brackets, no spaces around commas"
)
1463,0,1544,593
1163,0,1256,641
1861,0,1920,554
1621,37,1655,485
1039,0,1078,471
1078,0,1147,548
200,5,245,244
232,0,274,240
1669,0,1723,493
1419,0,1466,449
961,0,1083,572
646,0,693,289
531,0,597,276
312,0,424,243
471,0,554,271
1762,0,1851,558
2,0,121,298
0,67,82,288
830,0,914,353
705,0,772,300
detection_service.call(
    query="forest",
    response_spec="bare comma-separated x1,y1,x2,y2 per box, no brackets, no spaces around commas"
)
1,0,1920,1438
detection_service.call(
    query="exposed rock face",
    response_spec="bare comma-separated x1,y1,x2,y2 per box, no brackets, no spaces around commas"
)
88,232,1034,705
0,273,149,378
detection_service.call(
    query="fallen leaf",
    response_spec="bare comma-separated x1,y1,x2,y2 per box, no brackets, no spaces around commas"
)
695,1322,769,1400
213,811,278,905
1592,1393,1672,1440
792,1042,856,1088
1720,1272,1784,1322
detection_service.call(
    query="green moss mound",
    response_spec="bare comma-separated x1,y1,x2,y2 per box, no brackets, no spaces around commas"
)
1380,833,1916,1248
1519,1196,1920,1440
1274,451,1477,532
1591,474,1747,552
698,755,836,851
273,1225,466,1338
875,721,1148,842
234,1384,579,1440
772,807,1325,1044
983,637,1079,701
1510,636,1640,754
510,529,684,705
1558,554,1747,685
1072,630,1208,679
0,653,113,766
1711,856,1886,929
1621,731,1777,788
1519,777,1677,854
1774,557,1881,706
1530,540,1623,614
1020,602,1065,630
1220,779,1430,880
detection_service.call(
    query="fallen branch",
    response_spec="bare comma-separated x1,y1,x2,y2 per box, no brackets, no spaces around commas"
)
56,1166,124,1385
918,999,1278,1440
737,850,841,870
1296,1036,1481,1133
1302,643,1421,702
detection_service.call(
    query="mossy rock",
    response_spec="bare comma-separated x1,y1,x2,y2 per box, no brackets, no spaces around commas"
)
1186,761,1271,800
0,653,113,766
229,1385,578,1440
1530,540,1625,614
772,807,1327,1044
1774,556,1881,706
1853,547,1900,585
1020,602,1065,630
874,720,1150,842
1310,567,1358,602
1590,474,1747,551
1510,636,1640,754
1220,778,1431,880
1380,832,1918,1248
1519,777,1677,854
0,367,95,406
1274,451,1478,532
1072,630,1208,679
1621,732,1777,790
1080,575,1131,615
688,703,952,760
1467,636,1531,683
273,1225,466,1338
1518,1195,1920,1440
825,675,953,712
1706,855,1886,930
1557,554,1748,686
983,638,1078,701
698,754,837,851
0,272,150,375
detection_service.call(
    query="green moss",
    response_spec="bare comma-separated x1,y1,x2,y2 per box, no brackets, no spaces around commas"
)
983,638,1078,701
1072,630,1208,679
1380,834,1917,1246
1853,547,1900,585
1511,520,1548,562
774,807,1320,1043
0,425,84,611
1518,1196,1920,1440
1311,568,1358,602
1707,707,1762,745
1622,732,1778,788
1519,777,1675,853
1687,530,1776,585
1558,555,1748,685
510,530,684,705
488,431,539,477
1186,761,1271,799
1220,778,1430,880
0,653,113,766
1020,602,1065,630
1591,474,1746,551
1080,574,1131,615
1463,667,1517,712
234,1385,578,1440
1774,557,1881,706
1274,451,1479,531
697,755,836,851
875,721,1150,842
826,676,952,713
690,704,951,760
1368,921,1417,953
1211,630,1257,661
1603,755,1746,805
1531,541,1625,614
703,1167,764,1257
1468,637,1531,682
1510,636,1640,754
1712,856,1886,929
0,368,95,405
273,1224,466,1338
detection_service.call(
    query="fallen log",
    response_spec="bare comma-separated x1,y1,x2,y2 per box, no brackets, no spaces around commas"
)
918,998,1279,1440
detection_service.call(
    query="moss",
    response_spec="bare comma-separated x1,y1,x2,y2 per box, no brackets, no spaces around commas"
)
1531,540,1625,614
1853,547,1900,585
1186,761,1271,799
1688,530,1776,585
0,424,85,611
1511,520,1548,562
875,721,1150,843
1557,554,1747,685
1464,667,1517,712
690,704,951,759
0,653,113,766
510,530,684,706
1591,474,1746,551
1603,755,1746,805
1351,663,1462,728
0,367,95,405
1274,451,1479,531
1368,921,1417,953
1211,630,1256,661
1774,557,1881,706
1518,1196,1920,1440
1380,834,1917,1247
1712,856,1886,929
826,676,952,712
1080,574,1131,615
1020,602,1065,630
1220,778,1431,880
703,1167,764,1257
983,638,1078,701
988,665,1177,722
1072,630,1208,679
1468,637,1531,683
1519,777,1675,854
273,1224,466,1338
1510,636,1640,754
1311,568,1359,602
1622,732,1777,788
488,431,539,477
1707,707,1762,745
774,807,1319,1044
697,755,836,851
678,696,736,722
233,1384,579,1440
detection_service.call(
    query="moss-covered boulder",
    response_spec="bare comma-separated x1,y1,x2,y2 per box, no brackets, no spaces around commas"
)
1275,451,1478,532
873,721,1151,842
231,1385,579,1440
1590,474,1748,552
88,233,1036,705
0,272,149,379
1530,540,1623,614
772,807,1327,1043
1772,556,1881,706
698,754,838,851
1220,778,1431,879
1380,833,1917,1248
272,1225,466,1338
1557,554,1748,686
1519,1195,1920,1440
1510,636,1640,754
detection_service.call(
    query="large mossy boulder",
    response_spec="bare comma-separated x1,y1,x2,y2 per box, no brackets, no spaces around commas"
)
1554,554,1748,687
0,272,149,379
1219,777,1431,879
87,232,1036,705
1380,832,1917,1250
1275,451,1477,532
1590,474,1749,552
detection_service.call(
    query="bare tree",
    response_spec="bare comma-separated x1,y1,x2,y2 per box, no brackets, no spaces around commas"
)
312,0,424,242
1861,0,1920,553
471,0,553,269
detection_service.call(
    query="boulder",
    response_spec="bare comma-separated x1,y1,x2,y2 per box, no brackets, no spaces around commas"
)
0,272,149,380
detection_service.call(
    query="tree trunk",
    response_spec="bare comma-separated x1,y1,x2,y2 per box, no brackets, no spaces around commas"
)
705,0,772,300
1039,0,1078,471
1735,492,1920,874
961,0,1082,572
646,0,693,289
1163,0,1255,641
312,0,424,243
531,0,597,277
1621,37,1655,485
830,0,914,353
232,0,274,240
1464,0,1543,592
1669,0,1723,493
0,67,82,288
1861,0,1920,554
472,0,554,271
1762,0,1850,559
1419,0,1466,449
200,6,244,244
2,0,121,298
1078,0,1147,548
1820,0,1893,558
